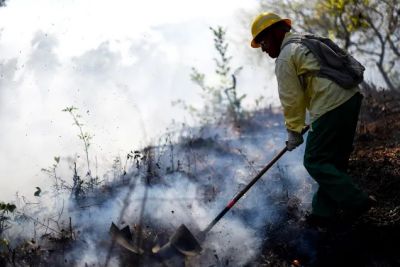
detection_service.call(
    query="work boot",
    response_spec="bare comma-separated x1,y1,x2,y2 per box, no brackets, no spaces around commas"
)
304,213,335,229
358,194,378,213
341,195,378,222
367,195,378,208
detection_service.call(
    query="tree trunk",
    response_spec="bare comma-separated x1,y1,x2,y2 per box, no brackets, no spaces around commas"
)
376,62,397,91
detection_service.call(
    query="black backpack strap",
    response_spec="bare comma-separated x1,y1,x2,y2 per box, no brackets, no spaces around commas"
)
280,37,302,52
280,34,316,58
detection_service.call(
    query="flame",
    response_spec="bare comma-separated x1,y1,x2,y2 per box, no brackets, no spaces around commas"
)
292,259,301,267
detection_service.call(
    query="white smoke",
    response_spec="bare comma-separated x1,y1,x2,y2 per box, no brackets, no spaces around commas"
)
0,1,314,265
2,116,314,266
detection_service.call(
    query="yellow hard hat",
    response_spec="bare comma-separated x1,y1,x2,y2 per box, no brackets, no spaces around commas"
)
250,12,291,48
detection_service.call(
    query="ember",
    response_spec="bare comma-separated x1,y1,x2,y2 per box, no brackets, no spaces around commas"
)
292,259,301,267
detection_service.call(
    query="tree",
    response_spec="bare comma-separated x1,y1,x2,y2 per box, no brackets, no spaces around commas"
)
260,0,400,91
0,0,7,7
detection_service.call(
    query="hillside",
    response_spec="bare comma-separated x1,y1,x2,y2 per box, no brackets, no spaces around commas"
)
1,86,399,267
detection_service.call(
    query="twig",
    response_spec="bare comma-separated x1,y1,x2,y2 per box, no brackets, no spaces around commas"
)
16,212,62,235
236,148,258,175
56,200,64,223
69,217,74,240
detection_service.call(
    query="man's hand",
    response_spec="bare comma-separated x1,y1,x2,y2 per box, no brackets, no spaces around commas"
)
286,129,304,151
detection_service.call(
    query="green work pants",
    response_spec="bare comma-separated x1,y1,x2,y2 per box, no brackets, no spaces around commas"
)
304,92,368,217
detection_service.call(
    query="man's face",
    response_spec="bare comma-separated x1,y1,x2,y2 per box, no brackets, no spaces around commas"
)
258,28,281,58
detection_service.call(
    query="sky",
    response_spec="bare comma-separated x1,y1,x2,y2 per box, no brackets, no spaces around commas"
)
0,0,282,201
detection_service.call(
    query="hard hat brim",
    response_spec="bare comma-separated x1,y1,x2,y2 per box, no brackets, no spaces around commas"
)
250,18,291,48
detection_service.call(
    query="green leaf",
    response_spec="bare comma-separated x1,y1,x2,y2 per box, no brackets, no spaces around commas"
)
0,202,16,213
34,187,42,197
0,238,9,247
7,204,16,212
238,94,247,101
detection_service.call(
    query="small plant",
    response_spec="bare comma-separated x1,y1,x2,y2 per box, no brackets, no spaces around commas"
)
173,26,246,125
41,156,66,193
62,106,93,177
209,26,246,124
71,161,84,199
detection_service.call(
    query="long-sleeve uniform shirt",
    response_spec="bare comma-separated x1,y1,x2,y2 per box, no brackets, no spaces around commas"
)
275,32,359,133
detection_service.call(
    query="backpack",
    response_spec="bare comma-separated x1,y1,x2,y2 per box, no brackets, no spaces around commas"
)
281,33,365,89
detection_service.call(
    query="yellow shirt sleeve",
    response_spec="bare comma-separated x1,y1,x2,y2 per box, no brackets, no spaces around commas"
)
275,53,306,133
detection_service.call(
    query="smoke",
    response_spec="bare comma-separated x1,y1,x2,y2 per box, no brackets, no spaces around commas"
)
0,27,192,201
2,114,314,266
0,0,278,203
0,1,315,265
0,27,312,264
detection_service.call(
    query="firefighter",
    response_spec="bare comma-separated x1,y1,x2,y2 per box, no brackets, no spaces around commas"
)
250,12,374,225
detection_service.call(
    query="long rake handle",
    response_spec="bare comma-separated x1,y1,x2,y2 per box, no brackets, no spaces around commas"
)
202,126,310,235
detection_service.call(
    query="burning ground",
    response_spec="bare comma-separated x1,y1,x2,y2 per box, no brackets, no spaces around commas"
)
1,85,400,267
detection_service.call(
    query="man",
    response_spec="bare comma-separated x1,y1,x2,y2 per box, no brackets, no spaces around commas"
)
250,12,373,225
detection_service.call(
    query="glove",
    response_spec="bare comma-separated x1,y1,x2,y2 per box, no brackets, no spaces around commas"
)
286,129,304,151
